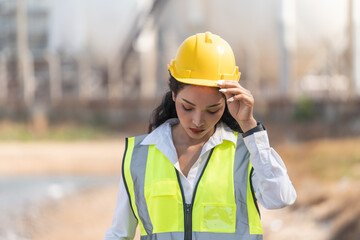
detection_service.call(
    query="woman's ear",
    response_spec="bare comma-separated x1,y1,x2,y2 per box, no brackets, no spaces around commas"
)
172,91,176,102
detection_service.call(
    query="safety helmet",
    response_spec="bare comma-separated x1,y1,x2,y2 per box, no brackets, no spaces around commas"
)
168,32,241,87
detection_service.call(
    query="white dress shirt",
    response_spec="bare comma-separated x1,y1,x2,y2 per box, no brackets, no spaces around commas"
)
104,119,297,240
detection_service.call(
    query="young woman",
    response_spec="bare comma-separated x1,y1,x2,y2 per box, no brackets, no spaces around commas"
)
105,32,296,240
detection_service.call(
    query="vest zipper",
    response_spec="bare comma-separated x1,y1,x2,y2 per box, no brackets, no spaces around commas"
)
184,203,192,240
175,148,214,240
176,171,192,240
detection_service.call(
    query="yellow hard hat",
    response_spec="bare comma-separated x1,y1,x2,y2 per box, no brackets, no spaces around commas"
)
168,32,241,87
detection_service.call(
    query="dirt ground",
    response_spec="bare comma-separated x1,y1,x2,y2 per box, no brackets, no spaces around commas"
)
0,140,125,176
32,185,121,240
1,137,359,240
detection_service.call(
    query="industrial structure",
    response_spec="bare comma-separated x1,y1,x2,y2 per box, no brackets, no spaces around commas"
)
0,0,359,127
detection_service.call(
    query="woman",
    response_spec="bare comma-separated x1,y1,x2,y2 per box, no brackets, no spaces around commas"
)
105,32,296,240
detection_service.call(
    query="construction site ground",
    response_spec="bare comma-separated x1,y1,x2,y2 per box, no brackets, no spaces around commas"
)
1,135,359,240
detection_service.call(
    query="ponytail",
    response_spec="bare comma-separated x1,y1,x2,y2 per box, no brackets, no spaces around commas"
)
148,91,177,132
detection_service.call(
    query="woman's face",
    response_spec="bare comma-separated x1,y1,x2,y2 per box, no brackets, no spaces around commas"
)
172,85,226,142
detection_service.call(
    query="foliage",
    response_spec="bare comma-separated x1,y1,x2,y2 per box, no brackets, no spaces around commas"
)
293,95,316,121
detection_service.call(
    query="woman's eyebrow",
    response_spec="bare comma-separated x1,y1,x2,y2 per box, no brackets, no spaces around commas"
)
181,98,222,108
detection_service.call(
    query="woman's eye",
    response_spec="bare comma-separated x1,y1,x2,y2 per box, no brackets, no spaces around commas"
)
207,110,219,114
182,105,192,111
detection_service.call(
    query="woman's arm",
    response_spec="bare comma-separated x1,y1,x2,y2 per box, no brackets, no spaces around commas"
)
216,80,296,209
243,130,297,209
104,177,138,240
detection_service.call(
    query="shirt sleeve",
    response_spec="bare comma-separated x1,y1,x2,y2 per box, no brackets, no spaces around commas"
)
243,130,297,209
104,176,138,240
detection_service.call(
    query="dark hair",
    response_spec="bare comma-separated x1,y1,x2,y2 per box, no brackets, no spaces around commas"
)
148,75,242,133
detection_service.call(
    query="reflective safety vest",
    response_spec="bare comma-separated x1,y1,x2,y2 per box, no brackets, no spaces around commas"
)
122,132,263,240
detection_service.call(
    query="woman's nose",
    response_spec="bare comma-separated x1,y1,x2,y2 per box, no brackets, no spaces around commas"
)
192,111,204,127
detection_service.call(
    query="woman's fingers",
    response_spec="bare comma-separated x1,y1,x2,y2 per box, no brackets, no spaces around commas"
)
217,80,254,107
216,80,237,87
219,87,253,104
216,80,251,95
219,87,251,96
230,93,254,103
216,80,243,88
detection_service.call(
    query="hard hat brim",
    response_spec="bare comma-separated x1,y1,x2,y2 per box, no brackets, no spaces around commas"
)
168,64,241,87
173,77,221,87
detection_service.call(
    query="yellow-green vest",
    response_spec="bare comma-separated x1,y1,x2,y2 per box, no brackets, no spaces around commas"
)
122,132,262,240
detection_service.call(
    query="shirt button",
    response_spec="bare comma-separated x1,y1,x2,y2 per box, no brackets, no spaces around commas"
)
256,138,262,144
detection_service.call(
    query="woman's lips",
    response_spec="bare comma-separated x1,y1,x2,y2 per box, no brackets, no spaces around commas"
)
189,128,204,134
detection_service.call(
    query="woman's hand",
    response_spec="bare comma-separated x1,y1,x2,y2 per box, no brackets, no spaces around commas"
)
216,80,257,132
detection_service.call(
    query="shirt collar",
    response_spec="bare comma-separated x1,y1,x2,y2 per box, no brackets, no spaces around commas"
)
141,118,237,147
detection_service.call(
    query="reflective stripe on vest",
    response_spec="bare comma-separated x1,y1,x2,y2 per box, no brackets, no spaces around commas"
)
122,133,263,240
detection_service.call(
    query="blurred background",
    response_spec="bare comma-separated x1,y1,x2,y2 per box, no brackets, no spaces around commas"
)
0,0,359,239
